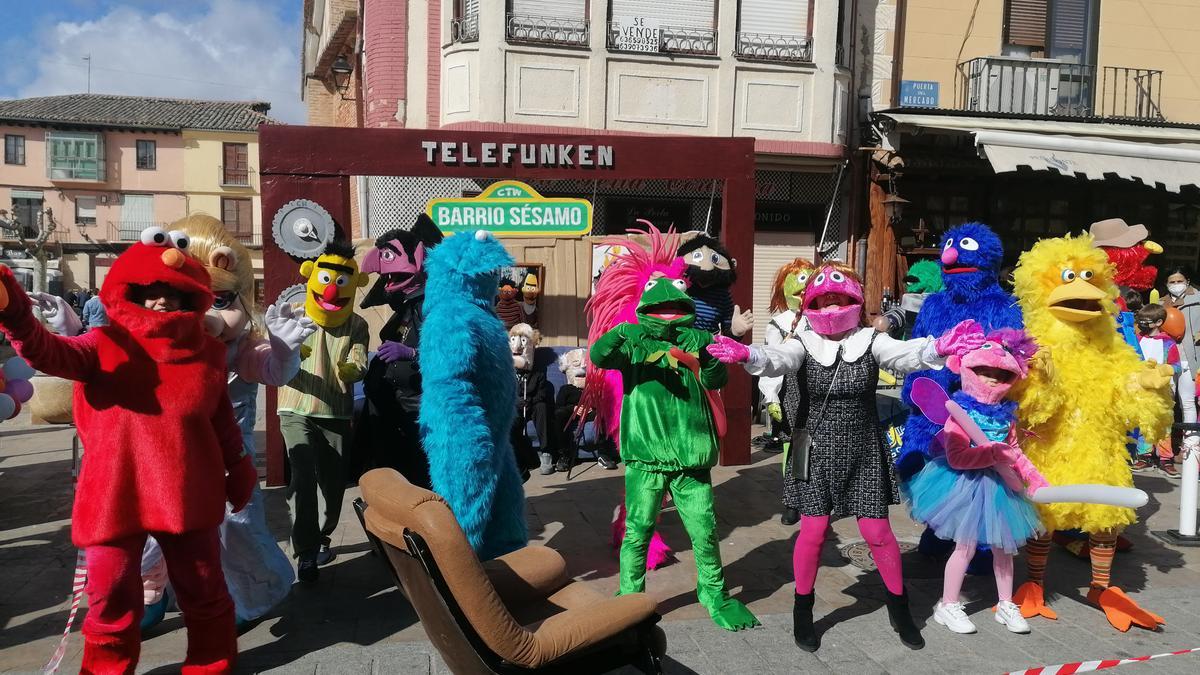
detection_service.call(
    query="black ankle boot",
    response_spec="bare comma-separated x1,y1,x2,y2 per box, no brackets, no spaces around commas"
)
884,590,924,649
793,592,819,652
781,507,800,526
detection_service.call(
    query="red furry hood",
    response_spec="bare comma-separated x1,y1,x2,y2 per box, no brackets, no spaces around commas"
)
100,242,214,362
1102,245,1157,292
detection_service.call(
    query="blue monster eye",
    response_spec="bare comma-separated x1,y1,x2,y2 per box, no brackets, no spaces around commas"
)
943,239,954,250
958,237,979,251
1061,269,1077,282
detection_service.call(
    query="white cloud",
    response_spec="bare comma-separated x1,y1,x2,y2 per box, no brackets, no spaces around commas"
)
15,0,303,123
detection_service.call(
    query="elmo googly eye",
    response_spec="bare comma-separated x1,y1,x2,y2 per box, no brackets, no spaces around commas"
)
168,230,190,250
672,279,687,291
1061,269,1077,282
140,226,169,247
958,237,979,251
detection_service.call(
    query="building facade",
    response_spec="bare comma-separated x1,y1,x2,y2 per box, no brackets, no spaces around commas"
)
302,0,864,345
0,94,273,294
861,0,1200,301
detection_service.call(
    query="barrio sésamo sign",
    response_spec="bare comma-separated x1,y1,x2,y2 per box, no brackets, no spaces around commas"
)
426,181,593,237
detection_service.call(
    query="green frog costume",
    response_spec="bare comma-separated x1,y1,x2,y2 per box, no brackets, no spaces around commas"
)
590,275,759,631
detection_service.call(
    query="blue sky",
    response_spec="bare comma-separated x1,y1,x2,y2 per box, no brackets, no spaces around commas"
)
0,0,304,122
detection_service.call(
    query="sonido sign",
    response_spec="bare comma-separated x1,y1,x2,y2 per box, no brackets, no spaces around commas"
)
426,181,593,236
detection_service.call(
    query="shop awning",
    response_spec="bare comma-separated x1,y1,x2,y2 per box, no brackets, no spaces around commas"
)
972,130,1200,193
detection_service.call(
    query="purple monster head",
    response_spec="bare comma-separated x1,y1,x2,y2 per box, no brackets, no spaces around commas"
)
361,213,444,308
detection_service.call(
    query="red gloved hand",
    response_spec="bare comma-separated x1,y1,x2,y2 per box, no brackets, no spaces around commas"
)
226,455,257,513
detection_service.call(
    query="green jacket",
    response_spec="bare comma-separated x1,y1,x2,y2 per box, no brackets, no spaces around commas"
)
591,320,726,472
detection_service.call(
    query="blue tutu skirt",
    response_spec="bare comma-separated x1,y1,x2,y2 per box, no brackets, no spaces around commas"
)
904,457,1043,554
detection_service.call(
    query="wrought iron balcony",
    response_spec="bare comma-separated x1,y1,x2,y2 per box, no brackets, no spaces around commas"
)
956,56,1164,121
451,13,479,44
219,165,252,187
735,32,813,63
506,13,589,46
116,221,165,242
607,24,717,56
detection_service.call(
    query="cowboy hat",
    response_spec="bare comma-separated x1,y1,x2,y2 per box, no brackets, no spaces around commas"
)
1090,218,1149,248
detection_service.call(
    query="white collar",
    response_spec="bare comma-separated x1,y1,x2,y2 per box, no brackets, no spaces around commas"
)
797,327,876,366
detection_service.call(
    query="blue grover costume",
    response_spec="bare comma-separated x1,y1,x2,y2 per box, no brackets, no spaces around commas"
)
419,231,528,560
895,223,1023,559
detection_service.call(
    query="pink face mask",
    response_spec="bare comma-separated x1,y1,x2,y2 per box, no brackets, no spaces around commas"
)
802,266,864,336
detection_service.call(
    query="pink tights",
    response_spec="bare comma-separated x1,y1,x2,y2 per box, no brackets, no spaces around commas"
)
793,515,904,595
941,541,1014,604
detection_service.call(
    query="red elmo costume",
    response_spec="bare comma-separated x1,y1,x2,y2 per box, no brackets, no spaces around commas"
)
1102,245,1158,293
0,237,256,674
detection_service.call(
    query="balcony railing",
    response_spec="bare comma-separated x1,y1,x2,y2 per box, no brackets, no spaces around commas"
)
1099,67,1164,120
506,13,589,46
116,221,165,242
735,32,813,63
607,24,717,56
220,165,252,187
452,13,480,44
956,56,1165,121
48,158,105,182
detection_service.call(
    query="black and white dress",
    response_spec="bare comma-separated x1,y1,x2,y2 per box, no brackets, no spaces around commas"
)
747,328,945,519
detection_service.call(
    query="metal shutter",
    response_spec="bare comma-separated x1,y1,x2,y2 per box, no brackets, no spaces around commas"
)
511,0,586,20
610,0,715,29
751,230,816,344
1049,0,1090,54
464,0,478,16
739,0,810,36
121,194,153,228
1006,0,1047,47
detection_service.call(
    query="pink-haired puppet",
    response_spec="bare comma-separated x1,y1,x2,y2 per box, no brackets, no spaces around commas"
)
905,322,1045,637
581,221,686,570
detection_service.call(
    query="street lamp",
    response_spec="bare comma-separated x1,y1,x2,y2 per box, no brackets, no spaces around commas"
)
882,193,909,224
330,54,354,98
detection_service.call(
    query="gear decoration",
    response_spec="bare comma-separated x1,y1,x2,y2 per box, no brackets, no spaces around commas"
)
271,199,335,259
276,283,308,315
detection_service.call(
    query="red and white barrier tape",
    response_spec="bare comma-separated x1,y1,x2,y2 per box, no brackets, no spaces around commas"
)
1006,646,1200,675
43,549,87,674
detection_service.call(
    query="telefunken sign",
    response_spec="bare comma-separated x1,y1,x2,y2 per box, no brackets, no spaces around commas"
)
421,140,614,169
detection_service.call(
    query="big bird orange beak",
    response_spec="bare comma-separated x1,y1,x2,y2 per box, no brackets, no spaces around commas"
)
1047,278,1107,323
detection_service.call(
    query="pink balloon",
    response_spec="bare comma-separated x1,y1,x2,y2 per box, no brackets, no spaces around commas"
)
4,379,33,404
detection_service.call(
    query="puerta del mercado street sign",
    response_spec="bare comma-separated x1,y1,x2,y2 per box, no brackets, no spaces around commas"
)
426,181,593,237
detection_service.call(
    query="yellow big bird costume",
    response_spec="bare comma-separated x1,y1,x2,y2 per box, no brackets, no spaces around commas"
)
1010,234,1174,632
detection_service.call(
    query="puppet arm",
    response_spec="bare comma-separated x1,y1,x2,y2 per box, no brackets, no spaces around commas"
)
1122,361,1176,442
213,389,254,512
237,338,300,387
741,338,806,378
941,417,1003,470
590,322,636,370
872,333,946,375
698,338,729,390
1012,351,1064,427
0,266,98,381
336,318,370,383
757,319,787,404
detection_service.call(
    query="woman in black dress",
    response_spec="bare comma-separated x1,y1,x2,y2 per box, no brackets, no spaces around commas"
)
710,262,974,652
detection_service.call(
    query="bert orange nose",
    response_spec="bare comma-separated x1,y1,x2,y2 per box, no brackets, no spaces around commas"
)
161,248,186,269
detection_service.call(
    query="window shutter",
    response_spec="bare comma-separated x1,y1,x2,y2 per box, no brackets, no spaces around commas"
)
238,199,252,233
1049,0,1090,54
1006,0,1047,47
752,230,816,344
511,0,585,20
611,0,715,29
740,0,811,37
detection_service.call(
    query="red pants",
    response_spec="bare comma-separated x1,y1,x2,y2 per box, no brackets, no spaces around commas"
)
82,528,236,674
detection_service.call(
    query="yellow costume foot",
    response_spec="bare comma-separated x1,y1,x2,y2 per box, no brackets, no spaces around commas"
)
1013,581,1058,620
1087,586,1164,632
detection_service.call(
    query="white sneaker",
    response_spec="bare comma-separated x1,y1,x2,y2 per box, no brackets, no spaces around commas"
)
933,600,977,634
994,600,1031,634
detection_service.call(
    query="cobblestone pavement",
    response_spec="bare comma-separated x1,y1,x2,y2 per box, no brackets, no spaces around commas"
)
2,400,1200,674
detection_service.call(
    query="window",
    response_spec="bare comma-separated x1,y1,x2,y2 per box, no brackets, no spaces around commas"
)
4,135,25,165
1004,0,1098,63
136,140,156,170
119,194,154,240
609,0,717,55
46,131,105,181
736,0,813,62
506,1,588,46
222,143,249,186
75,196,97,226
453,0,480,43
221,197,253,237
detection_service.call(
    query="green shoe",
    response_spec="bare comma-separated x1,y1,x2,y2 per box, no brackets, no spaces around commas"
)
707,597,760,631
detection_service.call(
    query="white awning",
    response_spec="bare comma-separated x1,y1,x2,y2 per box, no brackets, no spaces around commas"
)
973,130,1200,193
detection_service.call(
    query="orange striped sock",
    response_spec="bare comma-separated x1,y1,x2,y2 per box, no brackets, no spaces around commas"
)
1026,533,1052,583
1089,533,1117,589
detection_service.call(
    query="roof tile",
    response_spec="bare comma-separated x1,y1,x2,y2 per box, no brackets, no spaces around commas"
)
0,94,278,132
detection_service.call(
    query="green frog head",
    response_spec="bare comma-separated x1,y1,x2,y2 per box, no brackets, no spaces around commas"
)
636,275,696,333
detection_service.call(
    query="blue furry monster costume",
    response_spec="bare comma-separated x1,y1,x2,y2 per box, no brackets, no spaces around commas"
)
895,223,1023,559
418,230,528,560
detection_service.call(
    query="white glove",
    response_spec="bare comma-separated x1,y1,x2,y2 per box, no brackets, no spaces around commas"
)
264,303,316,353
28,292,83,336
